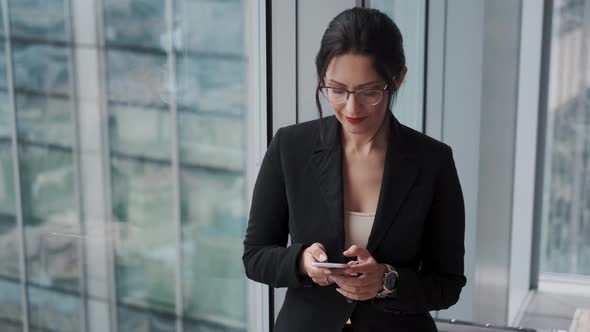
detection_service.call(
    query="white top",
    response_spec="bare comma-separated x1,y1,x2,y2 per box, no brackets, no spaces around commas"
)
344,211,376,249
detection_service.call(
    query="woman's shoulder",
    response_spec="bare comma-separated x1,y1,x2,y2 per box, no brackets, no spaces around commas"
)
273,116,331,149
265,117,326,170
278,116,325,137
397,121,453,162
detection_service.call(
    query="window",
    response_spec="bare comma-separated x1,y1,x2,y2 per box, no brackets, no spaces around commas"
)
370,0,426,132
0,0,262,331
540,0,590,277
7,1,83,331
0,14,23,329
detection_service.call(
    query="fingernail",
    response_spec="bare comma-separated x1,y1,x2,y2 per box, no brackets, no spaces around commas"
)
319,254,327,261
323,269,331,275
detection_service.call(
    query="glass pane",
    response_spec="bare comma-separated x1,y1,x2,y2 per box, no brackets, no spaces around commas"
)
11,43,70,96
176,0,249,330
370,0,426,132
103,0,167,50
0,47,7,91
12,43,73,147
8,0,67,42
178,112,244,172
106,50,169,108
111,158,176,314
104,0,254,330
0,92,8,139
15,94,73,147
176,56,246,114
0,142,19,278
109,105,172,161
0,279,22,331
0,3,4,38
7,2,84,331
0,143,22,329
0,44,8,139
181,169,247,329
27,285,80,332
17,144,79,291
0,9,22,330
117,305,176,332
540,0,590,275
175,0,245,55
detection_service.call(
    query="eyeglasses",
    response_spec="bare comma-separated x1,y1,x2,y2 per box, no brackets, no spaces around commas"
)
319,85,388,106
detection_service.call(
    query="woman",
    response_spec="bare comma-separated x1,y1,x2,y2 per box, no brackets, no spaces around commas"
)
243,7,466,332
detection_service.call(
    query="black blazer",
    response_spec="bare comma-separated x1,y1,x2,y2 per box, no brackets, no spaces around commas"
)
243,115,466,332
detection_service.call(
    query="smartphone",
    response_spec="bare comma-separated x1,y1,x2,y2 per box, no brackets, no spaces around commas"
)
311,262,349,269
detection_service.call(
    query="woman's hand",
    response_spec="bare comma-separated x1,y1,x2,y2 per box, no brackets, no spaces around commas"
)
329,245,386,301
299,243,335,286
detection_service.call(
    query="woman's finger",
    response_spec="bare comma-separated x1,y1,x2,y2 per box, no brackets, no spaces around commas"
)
311,276,333,286
307,243,328,262
344,261,380,274
336,287,377,301
330,274,370,287
344,281,380,294
342,245,372,262
329,275,381,292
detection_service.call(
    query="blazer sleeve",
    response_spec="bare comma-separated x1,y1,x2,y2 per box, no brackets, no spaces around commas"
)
376,146,467,313
242,128,311,288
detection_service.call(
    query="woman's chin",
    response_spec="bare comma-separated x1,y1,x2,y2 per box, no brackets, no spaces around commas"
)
342,123,373,135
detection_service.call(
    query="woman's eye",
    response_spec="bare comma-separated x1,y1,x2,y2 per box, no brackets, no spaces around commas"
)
331,89,346,96
359,90,380,97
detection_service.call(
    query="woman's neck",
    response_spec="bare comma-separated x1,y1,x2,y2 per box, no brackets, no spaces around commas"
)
341,113,390,155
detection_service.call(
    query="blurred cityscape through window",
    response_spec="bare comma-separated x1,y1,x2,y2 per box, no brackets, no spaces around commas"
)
540,0,590,277
0,0,250,331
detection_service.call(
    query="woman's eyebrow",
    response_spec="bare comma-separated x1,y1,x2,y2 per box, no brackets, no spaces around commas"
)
327,79,381,89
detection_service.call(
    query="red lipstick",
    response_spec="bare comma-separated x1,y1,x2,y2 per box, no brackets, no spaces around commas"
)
345,116,367,124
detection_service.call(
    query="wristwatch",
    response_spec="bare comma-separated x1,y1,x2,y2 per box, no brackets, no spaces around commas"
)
376,264,399,298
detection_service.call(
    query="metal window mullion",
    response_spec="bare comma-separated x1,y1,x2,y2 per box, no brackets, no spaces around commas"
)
63,0,88,331
425,0,447,141
164,0,184,331
1,0,30,331
530,0,554,290
246,0,270,331
93,0,118,330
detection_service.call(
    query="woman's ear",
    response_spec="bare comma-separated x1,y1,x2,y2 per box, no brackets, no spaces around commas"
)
393,66,408,92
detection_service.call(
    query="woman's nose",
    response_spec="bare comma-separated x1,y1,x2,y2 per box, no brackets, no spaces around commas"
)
345,93,360,113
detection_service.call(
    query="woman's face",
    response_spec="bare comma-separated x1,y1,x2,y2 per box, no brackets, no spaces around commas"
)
324,53,390,137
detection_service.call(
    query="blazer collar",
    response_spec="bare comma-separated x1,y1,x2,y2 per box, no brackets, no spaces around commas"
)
310,114,419,255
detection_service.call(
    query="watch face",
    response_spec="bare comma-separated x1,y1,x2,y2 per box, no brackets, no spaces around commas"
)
385,273,398,290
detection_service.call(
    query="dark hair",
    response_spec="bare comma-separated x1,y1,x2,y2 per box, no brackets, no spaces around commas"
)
315,7,406,128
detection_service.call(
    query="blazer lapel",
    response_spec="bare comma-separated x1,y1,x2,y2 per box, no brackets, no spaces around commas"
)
366,116,419,253
310,117,346,252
